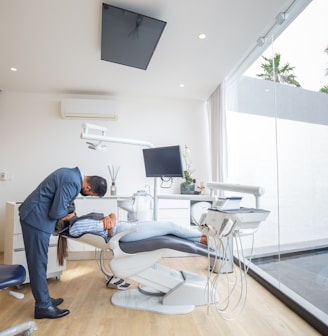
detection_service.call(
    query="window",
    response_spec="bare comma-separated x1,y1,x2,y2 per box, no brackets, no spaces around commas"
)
225,0,328,332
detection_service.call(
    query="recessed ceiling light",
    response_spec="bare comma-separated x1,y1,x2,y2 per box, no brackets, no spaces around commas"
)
198,33,206,39
10,67,17,72
179,84,185,88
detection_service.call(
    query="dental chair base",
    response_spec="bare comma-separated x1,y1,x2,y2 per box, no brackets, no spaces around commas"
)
64,230,218,315
108,232,217,314
111,263,216,314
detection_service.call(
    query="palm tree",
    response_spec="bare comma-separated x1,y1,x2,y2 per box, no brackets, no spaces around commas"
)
320,85,328,94
256,53,301,87
325,46,328,76
319,46,328,94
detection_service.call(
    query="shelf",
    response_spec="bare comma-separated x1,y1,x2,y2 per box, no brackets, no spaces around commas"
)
157,194,215,202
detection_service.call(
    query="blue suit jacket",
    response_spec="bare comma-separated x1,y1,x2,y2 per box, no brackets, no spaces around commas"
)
19,167,83,234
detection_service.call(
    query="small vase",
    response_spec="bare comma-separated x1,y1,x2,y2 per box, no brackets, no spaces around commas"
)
110,182,117,196
180,182,195,194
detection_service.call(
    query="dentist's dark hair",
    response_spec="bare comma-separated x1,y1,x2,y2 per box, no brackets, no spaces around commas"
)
87,176,107,196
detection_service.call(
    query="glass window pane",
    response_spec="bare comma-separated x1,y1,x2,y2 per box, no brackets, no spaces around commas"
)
225,0,328,329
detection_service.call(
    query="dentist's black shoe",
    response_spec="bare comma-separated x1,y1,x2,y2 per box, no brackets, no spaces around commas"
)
34,305,70,319
51,297,64,306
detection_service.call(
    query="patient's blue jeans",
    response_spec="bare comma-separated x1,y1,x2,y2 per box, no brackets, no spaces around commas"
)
113,220,201,243
69,219,202,243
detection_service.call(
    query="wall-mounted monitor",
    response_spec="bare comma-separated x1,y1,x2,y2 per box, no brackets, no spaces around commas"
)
101,3,167,70
142,145,184,178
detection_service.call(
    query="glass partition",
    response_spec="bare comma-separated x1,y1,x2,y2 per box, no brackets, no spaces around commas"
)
225,0,328,331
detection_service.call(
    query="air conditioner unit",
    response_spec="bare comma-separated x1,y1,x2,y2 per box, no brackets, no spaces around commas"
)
61,98,117,120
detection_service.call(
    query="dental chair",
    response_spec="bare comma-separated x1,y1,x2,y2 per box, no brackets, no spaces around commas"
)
62,183,269,315
0,264,36,336
63,229,218,314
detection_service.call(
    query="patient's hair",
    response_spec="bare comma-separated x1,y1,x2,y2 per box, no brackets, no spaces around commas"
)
57,235,68,266
55,219,69,266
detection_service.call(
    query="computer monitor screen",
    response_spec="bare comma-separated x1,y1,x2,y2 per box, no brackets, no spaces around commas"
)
143,145,184,178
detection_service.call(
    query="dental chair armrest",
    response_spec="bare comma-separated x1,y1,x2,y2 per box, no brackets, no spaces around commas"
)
61,228,137,251
108,228,136,251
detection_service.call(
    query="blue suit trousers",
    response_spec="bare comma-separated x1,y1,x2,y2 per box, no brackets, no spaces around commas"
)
21,221,52,309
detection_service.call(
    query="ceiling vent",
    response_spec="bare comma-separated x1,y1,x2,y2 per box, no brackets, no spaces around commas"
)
61,98,117,120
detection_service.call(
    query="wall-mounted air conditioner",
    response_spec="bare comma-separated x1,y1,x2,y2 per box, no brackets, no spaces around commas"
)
61,98,117,120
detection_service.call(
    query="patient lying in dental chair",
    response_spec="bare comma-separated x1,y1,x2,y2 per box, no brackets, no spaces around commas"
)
70,212,207,243
57,212,207,264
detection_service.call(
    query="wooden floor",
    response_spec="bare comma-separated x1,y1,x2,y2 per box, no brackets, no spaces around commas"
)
0,256,321,336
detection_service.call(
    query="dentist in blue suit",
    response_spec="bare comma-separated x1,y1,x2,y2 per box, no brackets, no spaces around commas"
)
19,167,107,319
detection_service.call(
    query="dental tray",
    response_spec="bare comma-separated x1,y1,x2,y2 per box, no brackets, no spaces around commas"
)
205,207,270,236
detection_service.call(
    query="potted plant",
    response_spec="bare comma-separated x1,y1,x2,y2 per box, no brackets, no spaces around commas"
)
180,145,196,194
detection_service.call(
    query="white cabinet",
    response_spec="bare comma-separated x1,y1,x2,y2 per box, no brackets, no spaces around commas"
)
157,195,214,227
4,202,66,284
157,199,191,227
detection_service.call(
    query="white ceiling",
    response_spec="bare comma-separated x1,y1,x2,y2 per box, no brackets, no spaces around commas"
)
0,0,294,101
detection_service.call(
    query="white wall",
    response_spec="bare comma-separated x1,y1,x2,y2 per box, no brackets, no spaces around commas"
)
0,91,211,251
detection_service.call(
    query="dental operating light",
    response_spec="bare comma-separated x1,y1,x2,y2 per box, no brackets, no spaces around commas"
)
80,123,159,219
81,123,154,149
86,141,107,152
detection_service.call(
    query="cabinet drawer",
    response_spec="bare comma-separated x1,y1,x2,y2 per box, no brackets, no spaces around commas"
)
158,208,190,220
158,208,191,227
50,235,59,245
12,202,23,234
13,233,59,250
158,199,190,209
12,249,64,283
6,201,65,283
13,234,25,250
12,251,28,271
157,199,191,227
48,246,65,273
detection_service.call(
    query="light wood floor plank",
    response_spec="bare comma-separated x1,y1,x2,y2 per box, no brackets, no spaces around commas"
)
0,256,321,336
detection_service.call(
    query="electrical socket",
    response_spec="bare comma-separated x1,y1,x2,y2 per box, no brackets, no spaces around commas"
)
0,172,8,181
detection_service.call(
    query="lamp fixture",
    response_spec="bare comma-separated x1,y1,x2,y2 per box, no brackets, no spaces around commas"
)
256,37,266,47
80,123,159,219
81,123,154,149
275,12,288,25
86,141,107,152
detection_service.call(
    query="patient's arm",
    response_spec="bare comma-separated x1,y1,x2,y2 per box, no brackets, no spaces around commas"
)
102,213,117,236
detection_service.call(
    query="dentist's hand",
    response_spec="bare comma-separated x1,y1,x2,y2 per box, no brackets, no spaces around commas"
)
61,211,76,221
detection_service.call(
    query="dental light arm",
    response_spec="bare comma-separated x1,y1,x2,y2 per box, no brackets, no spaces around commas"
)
81,123,155,149
80,123,158,219
206,182,265,209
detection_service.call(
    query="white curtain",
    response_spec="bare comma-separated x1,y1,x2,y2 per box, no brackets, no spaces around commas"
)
206,81,228,183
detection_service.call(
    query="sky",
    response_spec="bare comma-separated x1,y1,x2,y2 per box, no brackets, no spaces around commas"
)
245,0,327,92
